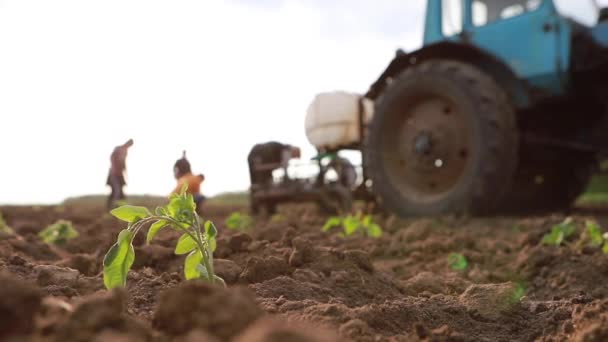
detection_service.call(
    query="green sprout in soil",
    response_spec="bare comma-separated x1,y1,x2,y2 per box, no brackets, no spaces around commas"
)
38,220,78,245
510,282,527,304
542,217,575,246
447,253,468,271
0,213,14,235
225,212,254,231
322,212,383,238
103,185,224,290
583,220,608,254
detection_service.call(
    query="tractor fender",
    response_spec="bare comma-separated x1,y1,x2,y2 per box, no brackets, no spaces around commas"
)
365,41,530,108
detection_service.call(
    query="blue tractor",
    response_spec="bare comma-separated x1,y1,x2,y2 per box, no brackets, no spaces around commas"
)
363,0,608,217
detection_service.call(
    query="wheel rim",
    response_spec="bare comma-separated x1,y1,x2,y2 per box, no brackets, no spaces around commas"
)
381,94,473,202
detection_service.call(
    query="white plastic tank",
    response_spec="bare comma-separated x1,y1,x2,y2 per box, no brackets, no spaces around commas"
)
305,91,374,150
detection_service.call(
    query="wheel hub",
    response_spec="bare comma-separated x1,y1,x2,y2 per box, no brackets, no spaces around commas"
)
414,132,433,155
383,95,472,200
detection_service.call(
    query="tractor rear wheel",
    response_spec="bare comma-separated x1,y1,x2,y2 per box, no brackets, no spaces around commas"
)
364,60,518,217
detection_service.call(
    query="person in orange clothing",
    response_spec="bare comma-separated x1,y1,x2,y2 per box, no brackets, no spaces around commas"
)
172,166,206,213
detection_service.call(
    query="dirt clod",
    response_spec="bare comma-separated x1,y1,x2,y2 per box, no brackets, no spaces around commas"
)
35,265,80,287
240,256,291,283
233,317,341,342
214,258,242,284
459,282,521,321
153,280,263,340
0,272,42,339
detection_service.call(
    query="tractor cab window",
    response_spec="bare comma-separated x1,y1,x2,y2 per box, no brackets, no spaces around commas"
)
554,0,605,26
442,0,463,36
472,0,542,26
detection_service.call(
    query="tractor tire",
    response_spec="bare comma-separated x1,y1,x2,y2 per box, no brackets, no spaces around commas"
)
364,60,518,217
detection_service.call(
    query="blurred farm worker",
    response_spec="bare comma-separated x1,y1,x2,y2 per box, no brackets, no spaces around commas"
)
172,172,206,213
327,155,357,189
174,150,191,180
106,139,134,209
247,141,301,186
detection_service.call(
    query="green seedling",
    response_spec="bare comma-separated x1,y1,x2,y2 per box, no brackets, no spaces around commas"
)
322,212,383,238
103,185,224,290
584,220,608,254
585,220,604,247
225,212,254,231
510,282,527,304
0,213,14,235
542,217,575,246
447,253,468,271
38,220,78,245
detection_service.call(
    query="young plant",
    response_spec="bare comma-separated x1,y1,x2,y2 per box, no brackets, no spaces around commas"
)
322,212,382,238
584,220,608,254
542,217,575,246
225,212,253,231
103,186,224,290
448,253,468,271
0,213,14,235
38,220,78,245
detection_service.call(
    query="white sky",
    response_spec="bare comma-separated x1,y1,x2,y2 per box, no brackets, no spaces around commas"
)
0,0,598,204
0,0,424,204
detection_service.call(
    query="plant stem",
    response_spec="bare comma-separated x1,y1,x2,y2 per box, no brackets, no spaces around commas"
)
130,214,216,283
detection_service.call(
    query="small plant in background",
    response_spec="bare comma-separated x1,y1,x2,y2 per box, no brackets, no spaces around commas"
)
103,186,224,290
583,220,608,254
38,220,78,245
447,253,468,271
0,213,14,235
542,217,575,246
225,212,254,231
510,282,527,304
322,212,383,238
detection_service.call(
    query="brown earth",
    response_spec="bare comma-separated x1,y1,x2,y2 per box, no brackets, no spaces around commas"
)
1,202,608,341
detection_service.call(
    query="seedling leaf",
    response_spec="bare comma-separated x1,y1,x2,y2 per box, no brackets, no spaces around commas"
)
542,219,575,246
510,282,527,304
185,250,204,280
586,220,604,247
103,229,135,289
322,216,342,232
147,220,169,244
225,212,253,231
343,217,359,236
38,220,78,245
175,233,198,255
111,205,151,223
448,253,468,271
367,223,383,238
205,221,218,252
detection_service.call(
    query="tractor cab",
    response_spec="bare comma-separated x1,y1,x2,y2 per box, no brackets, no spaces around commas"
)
362,0,608,218
423,0,608,102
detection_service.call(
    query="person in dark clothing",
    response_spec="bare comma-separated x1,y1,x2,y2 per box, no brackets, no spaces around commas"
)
327,155,357,189
106,139,134,209
174,150,191,180
247,141,301,186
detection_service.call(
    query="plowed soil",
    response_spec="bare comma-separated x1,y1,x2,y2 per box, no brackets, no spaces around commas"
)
1,202,608,342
